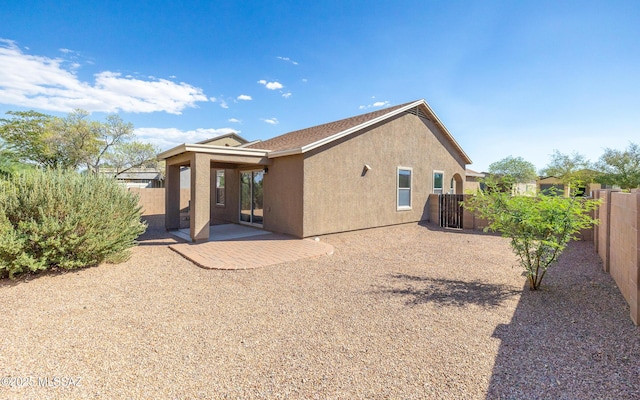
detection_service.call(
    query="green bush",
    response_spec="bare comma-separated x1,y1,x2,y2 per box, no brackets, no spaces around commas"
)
463,186,600,290
0,169,146,279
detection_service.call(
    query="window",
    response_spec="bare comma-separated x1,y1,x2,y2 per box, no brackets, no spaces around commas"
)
215,170,225,206
433,171,444,194
397,167,412,210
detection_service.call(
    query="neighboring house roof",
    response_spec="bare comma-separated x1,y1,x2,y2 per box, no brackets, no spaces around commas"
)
99,168,162,180
197,132,248,146
247,99,472,164
465,168,485,178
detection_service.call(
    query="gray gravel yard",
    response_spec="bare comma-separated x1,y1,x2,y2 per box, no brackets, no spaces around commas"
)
1,223,639,399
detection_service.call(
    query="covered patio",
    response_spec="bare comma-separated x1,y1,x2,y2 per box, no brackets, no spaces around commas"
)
159,144,271,242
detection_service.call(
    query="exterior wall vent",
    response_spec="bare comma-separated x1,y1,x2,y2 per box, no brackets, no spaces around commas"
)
405,106,430,121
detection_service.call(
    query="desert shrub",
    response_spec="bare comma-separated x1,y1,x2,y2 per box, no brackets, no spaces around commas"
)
0,169,146,279
463,186,600,290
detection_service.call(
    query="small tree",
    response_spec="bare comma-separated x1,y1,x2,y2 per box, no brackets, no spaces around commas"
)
464,184,600,290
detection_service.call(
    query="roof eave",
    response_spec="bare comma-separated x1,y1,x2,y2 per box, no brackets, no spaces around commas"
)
157,144,270,160
420,100,473,165
265,99,472,165
296,100,424,155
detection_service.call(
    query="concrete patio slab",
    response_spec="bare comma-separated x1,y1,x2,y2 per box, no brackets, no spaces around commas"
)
168,225,334,270
170,223,272,242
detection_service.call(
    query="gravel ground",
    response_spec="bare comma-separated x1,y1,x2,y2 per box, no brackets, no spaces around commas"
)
1,223,638,399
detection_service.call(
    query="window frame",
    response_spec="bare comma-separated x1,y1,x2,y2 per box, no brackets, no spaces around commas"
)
215,169,225,206
433,170,444,194
397,166,413,211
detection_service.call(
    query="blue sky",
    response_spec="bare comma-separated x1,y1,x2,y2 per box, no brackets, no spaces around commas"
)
1,0,639,172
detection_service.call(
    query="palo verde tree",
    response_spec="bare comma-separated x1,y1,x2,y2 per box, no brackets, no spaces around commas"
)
595,142,640,190
464,181,600,290
0,109,159,174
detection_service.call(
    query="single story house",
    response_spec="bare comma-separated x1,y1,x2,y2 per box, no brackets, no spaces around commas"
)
98,167,164,188
158,99,472,241
465,169,485,193
537,173,605,197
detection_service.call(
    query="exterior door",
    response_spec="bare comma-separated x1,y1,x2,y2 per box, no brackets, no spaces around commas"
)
240,170,264,226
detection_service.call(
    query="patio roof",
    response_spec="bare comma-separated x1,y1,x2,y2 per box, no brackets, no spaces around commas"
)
157,143,270,165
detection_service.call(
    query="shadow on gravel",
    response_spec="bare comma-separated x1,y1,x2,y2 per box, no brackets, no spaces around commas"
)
136,217,179,247
486,241,640,399
417,221,504,238
385,274,520,308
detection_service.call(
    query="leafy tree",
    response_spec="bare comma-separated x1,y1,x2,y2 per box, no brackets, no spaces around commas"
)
103,141,160,177
487,156,537,194
464,182,600,290
595,142,640,190
0,111,67,168
0,110,158,174
539,150,595,194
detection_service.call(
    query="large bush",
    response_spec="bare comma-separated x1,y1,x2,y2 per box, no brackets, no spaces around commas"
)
0,169,146,279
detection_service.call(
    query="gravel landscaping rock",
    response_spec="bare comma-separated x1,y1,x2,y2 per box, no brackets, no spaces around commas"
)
1,223,638,399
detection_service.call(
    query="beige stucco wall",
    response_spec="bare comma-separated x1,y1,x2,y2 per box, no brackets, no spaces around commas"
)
129,187,190,216
263,155,304,237
201,136,245,147
301,112,466,237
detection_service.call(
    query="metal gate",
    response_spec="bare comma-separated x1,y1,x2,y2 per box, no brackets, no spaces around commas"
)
439,194,464,229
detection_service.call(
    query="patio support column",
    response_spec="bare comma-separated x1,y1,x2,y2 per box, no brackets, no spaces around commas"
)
165,163,181,230
190,153,211,242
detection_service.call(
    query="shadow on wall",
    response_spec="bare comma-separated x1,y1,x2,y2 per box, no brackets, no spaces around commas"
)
485,241,640,399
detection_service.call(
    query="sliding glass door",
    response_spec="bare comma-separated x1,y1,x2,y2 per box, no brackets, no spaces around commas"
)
240,170,264,226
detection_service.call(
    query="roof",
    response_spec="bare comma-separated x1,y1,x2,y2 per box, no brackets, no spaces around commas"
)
248,99,472,164
197,132,248,146
465,169,486,178
157,99,472,165
247,101,413,152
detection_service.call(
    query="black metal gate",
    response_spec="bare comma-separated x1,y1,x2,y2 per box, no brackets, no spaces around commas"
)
439,194,464,229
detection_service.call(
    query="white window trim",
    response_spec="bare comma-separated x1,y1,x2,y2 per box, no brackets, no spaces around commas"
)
397,166,412,211
215,169,225,206
433,170,444,195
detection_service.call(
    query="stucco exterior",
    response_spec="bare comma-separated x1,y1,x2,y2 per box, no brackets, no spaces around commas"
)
158,99,472,241
301,113,466,236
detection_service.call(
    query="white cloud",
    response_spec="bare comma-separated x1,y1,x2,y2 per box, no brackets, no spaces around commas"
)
228,118,241,123
276,56,298,65
258,80,283,90
261,117,279,125
359,100,391,110
0,39,208,114
135,127,238,151
237,94,252,101
282,92,292,99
